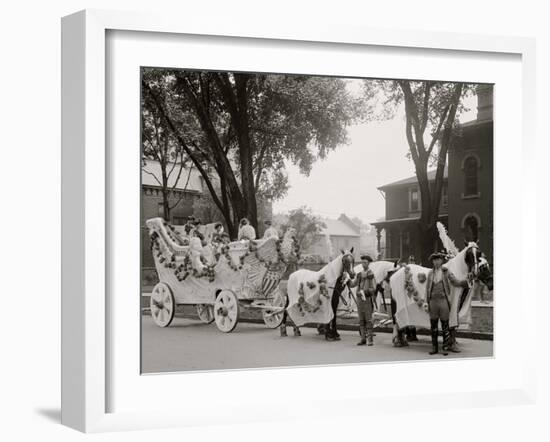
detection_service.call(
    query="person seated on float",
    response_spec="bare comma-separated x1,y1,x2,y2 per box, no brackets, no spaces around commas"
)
188,229,206,270
237,218,256,241
184,215,196,238
193,219,208,246
263,220,279,239
210,222,224,249
220,232,231,245
212,222,224,240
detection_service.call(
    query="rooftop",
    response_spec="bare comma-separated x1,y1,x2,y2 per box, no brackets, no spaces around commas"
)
142,160,205,193
318,215,360,237
378,166,448,190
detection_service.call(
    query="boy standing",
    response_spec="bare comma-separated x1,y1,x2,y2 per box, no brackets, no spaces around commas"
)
349,255,376,346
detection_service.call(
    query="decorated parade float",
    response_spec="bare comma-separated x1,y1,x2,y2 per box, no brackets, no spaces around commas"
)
146,217,299,333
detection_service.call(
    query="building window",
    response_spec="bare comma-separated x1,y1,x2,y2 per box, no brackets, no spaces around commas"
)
172,216,186,225
463,156,479,196
462,213,481,243
464,215,479,242
157,202,164,218
410,188,420,212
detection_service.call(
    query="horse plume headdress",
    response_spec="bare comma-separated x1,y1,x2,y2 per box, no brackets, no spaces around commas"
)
436,222,459,258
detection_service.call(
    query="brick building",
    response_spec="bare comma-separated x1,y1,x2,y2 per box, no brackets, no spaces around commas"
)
372,85,494,265
141,160,205,272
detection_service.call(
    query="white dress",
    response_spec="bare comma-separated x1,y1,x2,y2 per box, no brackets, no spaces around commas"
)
238,224,256,241
263,226,279,239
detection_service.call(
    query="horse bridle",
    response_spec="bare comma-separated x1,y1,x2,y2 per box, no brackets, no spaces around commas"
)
466,244,482,288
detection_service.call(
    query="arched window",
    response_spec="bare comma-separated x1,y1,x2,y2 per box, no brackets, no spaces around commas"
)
463,215,479,242
463,156,479,196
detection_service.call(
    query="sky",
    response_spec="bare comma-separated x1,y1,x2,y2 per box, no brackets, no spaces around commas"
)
272,80,477,225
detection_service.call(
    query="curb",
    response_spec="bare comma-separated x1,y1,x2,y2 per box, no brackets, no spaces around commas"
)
142,309,493,341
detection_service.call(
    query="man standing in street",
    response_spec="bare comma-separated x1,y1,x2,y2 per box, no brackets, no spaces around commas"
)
425,251,469,355
349,254,376,346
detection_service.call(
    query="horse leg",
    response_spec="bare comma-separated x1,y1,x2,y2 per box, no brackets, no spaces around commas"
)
391,296,408,347
331,291,341,340
280,295,289,337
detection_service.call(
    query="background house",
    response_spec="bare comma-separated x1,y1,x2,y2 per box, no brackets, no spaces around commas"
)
372,168,449,261
372,85,494,265
306,214,361,260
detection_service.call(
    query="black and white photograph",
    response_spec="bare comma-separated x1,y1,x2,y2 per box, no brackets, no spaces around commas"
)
140,68,494,373
5,0,549,438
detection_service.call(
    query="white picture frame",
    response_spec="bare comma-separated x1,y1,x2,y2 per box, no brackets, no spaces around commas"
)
61,9,537,433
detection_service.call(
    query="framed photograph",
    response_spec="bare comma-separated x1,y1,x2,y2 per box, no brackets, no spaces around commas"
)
61,9,537,432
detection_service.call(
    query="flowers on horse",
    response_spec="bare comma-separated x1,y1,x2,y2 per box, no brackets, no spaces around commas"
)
404,266,426,308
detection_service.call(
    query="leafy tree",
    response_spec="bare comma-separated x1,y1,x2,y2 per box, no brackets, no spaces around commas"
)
363,79,474,263
281,206,326,251
142,69,364,237
141,86,193,220
191,187,224,225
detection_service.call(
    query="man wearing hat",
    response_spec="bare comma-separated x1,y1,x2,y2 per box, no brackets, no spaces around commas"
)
425,251,468,355
349,254,376,346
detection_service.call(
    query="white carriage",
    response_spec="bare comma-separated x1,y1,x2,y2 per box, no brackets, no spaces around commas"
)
146,218,297,333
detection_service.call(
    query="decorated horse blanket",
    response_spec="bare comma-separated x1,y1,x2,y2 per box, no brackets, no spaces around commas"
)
389,264,473,329
286,269,333,327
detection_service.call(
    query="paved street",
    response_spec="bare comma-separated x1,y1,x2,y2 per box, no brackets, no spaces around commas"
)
141,316,493,373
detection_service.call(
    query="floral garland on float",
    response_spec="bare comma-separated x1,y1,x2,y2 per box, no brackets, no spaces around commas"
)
404,265,429,312
149,228,217,283
149,220,300,285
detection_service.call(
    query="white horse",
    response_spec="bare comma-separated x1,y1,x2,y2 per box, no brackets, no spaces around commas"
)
389,242,491,330
286,249,355,327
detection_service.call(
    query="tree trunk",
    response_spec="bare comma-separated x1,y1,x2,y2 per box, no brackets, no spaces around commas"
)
234,74,258,229
161,163,170,221
417,221,438,266
161,190,170,221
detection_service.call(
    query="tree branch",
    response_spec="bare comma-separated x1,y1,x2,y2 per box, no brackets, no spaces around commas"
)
142,79,228,219
426,104,450,156
420,82,432,133
168,163,194,211
141,167,163,187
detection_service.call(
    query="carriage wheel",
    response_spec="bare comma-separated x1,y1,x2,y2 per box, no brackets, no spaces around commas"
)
262,291,286,329
214,290,240,333
150,282,175,328
196,304,215,324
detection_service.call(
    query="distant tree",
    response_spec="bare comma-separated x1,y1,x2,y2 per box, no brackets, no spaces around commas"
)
363,80,474,263
142,69,364,237
192,188,224,225
141,88,193,221
282,206,326,251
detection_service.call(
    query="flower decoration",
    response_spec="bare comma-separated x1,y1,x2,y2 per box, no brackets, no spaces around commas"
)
404,266,425,309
